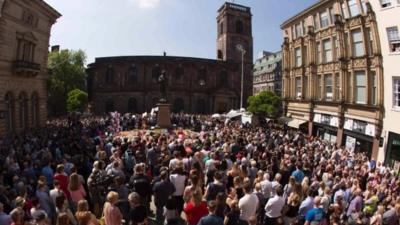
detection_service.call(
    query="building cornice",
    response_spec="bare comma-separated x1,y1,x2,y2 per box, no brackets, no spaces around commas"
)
281,0,331,29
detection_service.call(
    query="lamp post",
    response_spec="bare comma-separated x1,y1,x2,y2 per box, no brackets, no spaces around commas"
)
236,44,246,109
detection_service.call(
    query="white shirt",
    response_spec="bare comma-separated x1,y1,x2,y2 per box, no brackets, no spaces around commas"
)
170,174,186,196
238,193,259,221
260,179,272,198
265,195,285,218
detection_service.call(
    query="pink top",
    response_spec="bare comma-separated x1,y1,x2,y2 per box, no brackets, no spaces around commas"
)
70,185,86,204
104,202,123,225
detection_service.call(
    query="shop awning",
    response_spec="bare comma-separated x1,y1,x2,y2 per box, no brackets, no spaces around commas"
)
287,119,307,129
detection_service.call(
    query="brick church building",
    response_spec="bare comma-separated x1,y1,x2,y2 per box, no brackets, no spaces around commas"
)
87,2,253,115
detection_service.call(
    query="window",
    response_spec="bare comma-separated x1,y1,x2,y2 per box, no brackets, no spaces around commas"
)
106,66,114,83
380,0,392,8
371,71,377,105
355,71,366,104
335,73,341,100
5,92,15,132
348,0,360,17
352,29,365,57
127,64,138,84
323,39,332,63
152,65,161,81
320,11,329,28
295,23,302,38
218,70,228,87
31,92,39,127
105,99,114,113
325,74,333,100
341,2,350,19
217,50,223,59
317,75,322,99
361,0,368,13
219,22,224,35
387,27,400,53
19,92,28,129
174,65,184,80
314,14,320,30
128,98,137,113
393,77,400,109
367,28,374,56
236,20,244,34
295,47,302,67
173,98,185,113
295,77,302,98
333,37,339,60
316,42,321,64
303,46,308,65
303,76,308,99
329,7,335,24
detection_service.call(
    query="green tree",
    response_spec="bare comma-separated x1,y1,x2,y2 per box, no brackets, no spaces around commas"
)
66,89,88,112
47,49,86,115
247,91,282,118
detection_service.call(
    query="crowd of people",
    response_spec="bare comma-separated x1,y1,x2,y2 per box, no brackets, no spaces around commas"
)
0,112,399,225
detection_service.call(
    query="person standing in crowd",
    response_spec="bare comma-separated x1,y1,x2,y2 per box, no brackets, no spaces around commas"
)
75,200,99,225
264,186,285,225
103,191,123,225
238,182,258,223
128,192,147,225
304,197,326,225
130,164,152,214
184,190,208,225
153,171,175,224
0,203,11,225
196,201,223,225
169,162,187,216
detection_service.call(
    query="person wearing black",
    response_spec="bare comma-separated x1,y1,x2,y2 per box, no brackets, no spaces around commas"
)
130,164,152,215
128,192,147,225
204,172,226,201
153,170,176,224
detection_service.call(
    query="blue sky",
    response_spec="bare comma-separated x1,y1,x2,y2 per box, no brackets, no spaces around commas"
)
46,0,317,64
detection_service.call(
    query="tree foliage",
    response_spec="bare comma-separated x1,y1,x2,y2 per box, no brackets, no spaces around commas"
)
67,89,88,113
247,91,282,118
47,49,86,116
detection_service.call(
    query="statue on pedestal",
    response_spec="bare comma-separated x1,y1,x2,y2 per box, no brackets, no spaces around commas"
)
158,70,167,103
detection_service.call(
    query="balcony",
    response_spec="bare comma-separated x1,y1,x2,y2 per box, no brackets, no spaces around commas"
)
13,60,41,76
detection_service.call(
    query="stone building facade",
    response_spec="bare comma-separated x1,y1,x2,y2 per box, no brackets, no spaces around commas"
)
0,0,60,136
88,2,253,115
253,51,282,96
369,0,400,165
281,0,383,159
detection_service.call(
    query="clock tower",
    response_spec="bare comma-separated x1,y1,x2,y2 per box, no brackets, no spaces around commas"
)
217,2,253,106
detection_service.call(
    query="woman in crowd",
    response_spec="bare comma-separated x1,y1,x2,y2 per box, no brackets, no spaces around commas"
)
184,191,208,225
75,200,99,225
103,192,123,225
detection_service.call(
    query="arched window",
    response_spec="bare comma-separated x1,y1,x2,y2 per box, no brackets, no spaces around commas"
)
196,99,206,114
127,64,138,84
127,98,137,113
152,65,161,81
105,99,114,113
198,66,207,86
236,20,244,34
174,65,184,80
218,70,228,87
217,50,223,60
4,92,15,132
173,98,184,113
19,92,28,129
31,92,39,127
106,65,114,83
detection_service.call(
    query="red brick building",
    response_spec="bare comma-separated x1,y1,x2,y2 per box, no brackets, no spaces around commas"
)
87,2,253,114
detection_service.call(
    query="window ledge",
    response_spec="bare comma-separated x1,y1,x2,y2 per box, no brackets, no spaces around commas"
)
391,108,400,112
389,52,400,56
380,6,395,11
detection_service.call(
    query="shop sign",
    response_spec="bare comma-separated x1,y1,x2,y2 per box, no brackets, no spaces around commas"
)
344,118,353,130
346,136,356,152
365,124,376,137
321,114,331,125
330,117,338,127
314,114,321,123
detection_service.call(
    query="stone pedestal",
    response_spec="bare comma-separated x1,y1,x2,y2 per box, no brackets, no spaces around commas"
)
157,103,171,128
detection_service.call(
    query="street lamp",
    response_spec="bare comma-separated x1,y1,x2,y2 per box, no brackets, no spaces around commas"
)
236,44,246,109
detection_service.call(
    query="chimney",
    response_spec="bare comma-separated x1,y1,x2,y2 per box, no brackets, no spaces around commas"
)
163,51,167,56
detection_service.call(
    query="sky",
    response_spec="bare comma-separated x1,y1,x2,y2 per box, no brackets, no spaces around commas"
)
45,0,317,64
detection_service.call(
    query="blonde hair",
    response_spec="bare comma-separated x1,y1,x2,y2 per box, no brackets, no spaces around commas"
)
107,191,119,204
77,200,89,212
69,173,80,191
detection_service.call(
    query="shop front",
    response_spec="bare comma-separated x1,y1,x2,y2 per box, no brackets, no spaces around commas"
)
384,132,400,167
342,118,376,158
313,114,339,143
